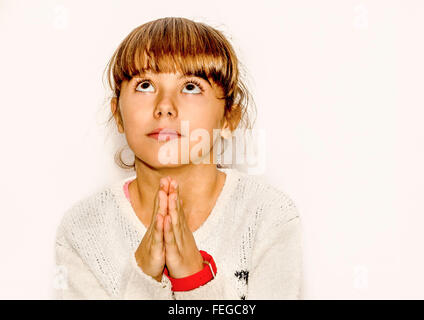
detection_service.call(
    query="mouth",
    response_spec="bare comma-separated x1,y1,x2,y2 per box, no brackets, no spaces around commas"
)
147,128,182,141
147,132,181,141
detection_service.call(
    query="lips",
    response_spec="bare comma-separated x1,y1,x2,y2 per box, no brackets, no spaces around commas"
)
147,127,181,141
147,128,181,136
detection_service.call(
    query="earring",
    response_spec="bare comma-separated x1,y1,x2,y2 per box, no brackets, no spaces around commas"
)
220,127,232,140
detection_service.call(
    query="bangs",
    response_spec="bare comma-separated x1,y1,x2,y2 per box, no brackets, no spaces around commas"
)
107,17,238,99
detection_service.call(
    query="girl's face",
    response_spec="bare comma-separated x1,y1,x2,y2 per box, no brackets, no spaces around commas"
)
112,71,228,167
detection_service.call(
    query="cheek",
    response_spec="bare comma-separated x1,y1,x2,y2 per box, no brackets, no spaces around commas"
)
120,109,151,145
121,100,149,126
181,107,222,148
184,107,221,131
185,121,221,155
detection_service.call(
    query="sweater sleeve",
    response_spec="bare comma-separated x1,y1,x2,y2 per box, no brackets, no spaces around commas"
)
119,252,175,300
246,199,303,299
54,240,175,300
53,241,112,299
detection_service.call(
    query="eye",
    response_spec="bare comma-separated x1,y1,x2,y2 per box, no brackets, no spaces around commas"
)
182,79,204,94
135,79,154,92
133,77,204,94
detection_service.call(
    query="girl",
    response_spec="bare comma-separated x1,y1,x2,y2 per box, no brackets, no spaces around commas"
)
54,17,303,300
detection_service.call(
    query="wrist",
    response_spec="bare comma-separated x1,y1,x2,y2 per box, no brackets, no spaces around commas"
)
153,274,163,283
163,250,217,292
171,253,204,278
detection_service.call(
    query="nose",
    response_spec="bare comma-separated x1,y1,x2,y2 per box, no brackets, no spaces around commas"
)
154,102,177,119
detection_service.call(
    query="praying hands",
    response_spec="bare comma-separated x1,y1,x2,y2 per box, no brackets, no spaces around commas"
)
134,176,204,282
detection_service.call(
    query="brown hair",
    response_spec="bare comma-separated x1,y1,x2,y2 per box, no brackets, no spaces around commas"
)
102,17,257,170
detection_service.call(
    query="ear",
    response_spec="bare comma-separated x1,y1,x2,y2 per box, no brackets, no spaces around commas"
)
222,104,242,132
111,97,125,133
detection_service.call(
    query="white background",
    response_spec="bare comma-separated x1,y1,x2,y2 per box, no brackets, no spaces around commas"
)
0,0,423,299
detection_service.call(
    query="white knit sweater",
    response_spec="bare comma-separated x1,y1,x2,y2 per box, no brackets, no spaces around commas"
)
53,167,303,300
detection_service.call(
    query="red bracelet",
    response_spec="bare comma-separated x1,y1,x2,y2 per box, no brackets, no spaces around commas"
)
163,250,217,292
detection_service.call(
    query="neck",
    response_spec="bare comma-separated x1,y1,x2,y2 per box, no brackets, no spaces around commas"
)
129,158,226,220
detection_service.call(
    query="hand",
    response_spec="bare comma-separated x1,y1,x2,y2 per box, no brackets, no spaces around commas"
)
134,177,169,282
162,177,204,279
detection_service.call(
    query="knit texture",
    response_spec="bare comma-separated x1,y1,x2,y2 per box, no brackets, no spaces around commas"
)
54,167,303,300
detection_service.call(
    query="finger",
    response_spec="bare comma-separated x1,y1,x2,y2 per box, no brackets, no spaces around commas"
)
151,212,164,252
163,214,180,258
166,176,172,187
174,182,186,225
157,190,168,216
168,191,183,248
149,188,167,237
168,191,178,228
161,176,170,195
176,183,183,215
169,178,177,194
153,177,166,215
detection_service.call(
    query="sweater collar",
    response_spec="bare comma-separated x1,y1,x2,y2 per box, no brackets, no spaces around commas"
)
109,167,240,241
